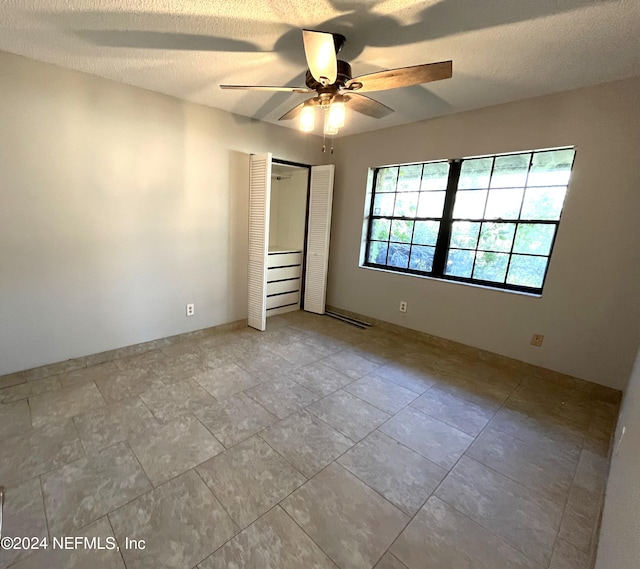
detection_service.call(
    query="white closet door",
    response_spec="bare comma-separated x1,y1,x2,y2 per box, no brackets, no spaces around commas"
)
247,153,272,331
304,164,335,314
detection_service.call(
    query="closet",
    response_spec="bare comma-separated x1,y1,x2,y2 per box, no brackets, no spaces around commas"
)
248,154,334,331
266,163,308,316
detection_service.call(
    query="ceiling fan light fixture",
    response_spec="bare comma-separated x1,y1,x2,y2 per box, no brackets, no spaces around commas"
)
299,105,316,132
327,101,346,129
323,110,339,136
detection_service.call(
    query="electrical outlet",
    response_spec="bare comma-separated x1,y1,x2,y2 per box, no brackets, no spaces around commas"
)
531,333,544,347
399,301,408,313
186,303,195,317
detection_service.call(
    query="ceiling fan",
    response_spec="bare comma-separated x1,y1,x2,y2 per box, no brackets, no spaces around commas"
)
221,30,452,140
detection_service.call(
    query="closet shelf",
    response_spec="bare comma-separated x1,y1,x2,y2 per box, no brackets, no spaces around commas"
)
268,248,302,254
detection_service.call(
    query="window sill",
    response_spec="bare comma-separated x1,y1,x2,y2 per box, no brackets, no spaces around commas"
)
358,264,543,298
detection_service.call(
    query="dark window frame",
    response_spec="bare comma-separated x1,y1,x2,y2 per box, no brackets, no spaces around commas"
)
363,148,575,294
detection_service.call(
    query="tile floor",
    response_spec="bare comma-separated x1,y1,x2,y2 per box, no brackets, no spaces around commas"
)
0,311,619,569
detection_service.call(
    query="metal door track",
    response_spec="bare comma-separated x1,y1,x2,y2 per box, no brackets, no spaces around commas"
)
325,310,372,329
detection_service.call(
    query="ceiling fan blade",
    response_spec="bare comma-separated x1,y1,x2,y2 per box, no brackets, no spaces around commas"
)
279,103,303,121
344,93,394,119
346,61,452,93
279,103,304,121
302,29,338,85
220,85,313,93
279,98,318,121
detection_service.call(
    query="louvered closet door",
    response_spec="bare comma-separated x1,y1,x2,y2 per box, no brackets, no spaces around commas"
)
304,164,335,314
247,153,272,331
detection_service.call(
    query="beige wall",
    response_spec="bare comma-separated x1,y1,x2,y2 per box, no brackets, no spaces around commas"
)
327,77,640,390
0,51,323,375
595,343,640,568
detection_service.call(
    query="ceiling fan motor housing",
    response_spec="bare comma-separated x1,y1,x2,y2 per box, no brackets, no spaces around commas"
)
305,60,352,92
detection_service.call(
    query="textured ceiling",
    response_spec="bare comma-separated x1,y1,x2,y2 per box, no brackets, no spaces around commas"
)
1,0,639,136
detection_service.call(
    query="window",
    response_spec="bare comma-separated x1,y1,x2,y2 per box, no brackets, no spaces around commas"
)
364,147,575,293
